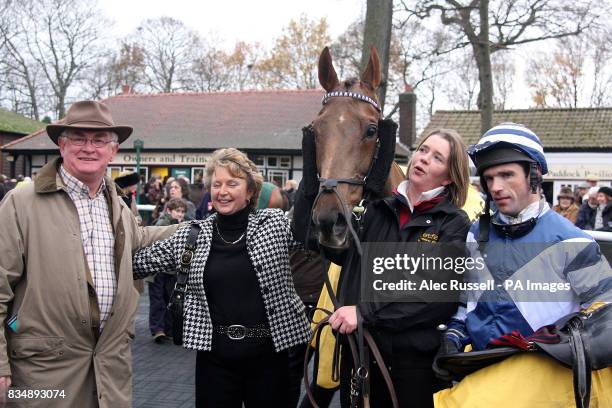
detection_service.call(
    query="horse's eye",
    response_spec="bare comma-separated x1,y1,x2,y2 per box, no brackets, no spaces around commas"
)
365,125,378,138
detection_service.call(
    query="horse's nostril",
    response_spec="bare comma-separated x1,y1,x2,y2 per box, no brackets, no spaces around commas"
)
333,213,348,235
318,211,339,231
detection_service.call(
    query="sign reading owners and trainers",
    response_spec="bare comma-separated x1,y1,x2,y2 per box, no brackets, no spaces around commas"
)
112,152,211,166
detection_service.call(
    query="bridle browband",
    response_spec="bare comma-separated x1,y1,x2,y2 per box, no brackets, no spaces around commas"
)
322,91,382,113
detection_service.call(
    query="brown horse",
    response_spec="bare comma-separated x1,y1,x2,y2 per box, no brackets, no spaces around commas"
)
307,46,404,250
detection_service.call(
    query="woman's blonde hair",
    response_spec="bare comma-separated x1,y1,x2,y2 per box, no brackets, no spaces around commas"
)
204,148,264,209
409,128,470,208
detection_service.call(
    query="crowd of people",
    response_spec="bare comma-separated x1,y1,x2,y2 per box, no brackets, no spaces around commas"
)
0,99,610,408
0,175,34,203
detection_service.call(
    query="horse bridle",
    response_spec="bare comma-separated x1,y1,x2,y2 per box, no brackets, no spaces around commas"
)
304,91,400,408
311,91,384,255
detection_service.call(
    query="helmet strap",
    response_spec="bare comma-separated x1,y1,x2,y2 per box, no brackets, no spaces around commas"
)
529,162,541,194
477,197,491,252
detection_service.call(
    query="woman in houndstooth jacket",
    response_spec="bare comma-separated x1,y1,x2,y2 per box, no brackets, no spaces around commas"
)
133,148,311,408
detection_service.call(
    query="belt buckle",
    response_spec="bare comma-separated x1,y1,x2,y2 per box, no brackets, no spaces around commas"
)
227,324,247,340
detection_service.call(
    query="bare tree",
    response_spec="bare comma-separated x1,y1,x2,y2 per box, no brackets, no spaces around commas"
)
399,0,603,134
526,27,612,108
18,0,109,118
81,55,120,100
444,50,479,110
588,26,612,107
188,45,232,92
111,42,147,92
526,37,585,108
133,17,201,93
384,19,453,121
224,41,263,90
186,41,262,92
0,2,45,119
491,50,514,109
256,15,331,89
330,19,363,80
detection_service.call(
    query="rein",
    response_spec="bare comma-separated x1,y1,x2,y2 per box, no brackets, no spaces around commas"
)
304,91,399,408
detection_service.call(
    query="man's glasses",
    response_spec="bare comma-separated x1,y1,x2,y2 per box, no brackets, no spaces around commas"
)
66,135,114,148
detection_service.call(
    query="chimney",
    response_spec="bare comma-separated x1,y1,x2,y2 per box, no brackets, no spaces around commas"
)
121,85,133,95
399,85,416,148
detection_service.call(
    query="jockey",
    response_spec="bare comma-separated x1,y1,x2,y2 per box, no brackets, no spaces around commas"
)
434,123,612,406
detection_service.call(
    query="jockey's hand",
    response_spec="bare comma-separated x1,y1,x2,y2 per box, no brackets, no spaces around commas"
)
433,335,459,382
328,306,357,334
0,376,12,407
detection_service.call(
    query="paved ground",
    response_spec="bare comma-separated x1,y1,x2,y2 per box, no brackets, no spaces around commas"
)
132,288,196,408
132,288,340,407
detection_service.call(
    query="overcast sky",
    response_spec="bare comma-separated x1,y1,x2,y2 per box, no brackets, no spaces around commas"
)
99,0,365,49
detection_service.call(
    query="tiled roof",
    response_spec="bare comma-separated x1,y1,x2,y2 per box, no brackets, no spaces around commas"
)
0,108,45,135
2,89,326,151
421,108,612,149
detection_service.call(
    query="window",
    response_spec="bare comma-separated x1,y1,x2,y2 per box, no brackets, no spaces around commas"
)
279,156,291,168
192,167,205,185
265,155,291,169
267,157,278,167
108,166,122,179
252,156,264,167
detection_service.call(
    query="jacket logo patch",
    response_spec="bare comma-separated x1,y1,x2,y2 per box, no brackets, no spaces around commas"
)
418,232,439,242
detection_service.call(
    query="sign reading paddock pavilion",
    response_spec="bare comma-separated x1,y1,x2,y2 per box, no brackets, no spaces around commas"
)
545,164,612,181
111,152,210,166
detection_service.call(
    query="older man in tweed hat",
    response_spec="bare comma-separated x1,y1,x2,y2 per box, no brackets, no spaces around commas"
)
0,101,176,407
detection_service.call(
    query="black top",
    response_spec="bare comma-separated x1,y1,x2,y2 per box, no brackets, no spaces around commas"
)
203,206,273,357
293,185,471,356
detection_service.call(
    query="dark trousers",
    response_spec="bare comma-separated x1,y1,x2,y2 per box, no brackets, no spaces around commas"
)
195,349,290,408
339,345,446,408
147,273,176,335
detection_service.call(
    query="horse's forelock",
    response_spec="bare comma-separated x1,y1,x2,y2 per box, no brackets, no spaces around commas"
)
342,78,359,90
340,77,377,99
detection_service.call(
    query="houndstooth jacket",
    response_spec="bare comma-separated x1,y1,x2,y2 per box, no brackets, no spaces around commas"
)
133,209,312,352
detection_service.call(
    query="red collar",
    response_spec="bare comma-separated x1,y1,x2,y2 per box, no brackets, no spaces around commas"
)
395,192,445,229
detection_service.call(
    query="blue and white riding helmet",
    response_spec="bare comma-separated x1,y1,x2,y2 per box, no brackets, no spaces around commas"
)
467,122,548,175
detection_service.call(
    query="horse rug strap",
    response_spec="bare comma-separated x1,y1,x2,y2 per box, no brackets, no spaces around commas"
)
168,223,201,346
301,124,319,198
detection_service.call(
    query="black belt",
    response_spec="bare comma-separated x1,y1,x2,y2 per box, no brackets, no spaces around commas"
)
214,324,271,340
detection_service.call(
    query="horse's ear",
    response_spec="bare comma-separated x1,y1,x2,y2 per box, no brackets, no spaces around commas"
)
318,46,339,92
361,46,381,90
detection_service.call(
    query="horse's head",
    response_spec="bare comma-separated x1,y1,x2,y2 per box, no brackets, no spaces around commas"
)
308,46,383,250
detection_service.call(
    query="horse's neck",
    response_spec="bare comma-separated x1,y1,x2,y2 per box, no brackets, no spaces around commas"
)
382,162,405,197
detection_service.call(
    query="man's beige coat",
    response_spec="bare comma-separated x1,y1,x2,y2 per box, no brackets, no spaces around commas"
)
0,158,176,407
